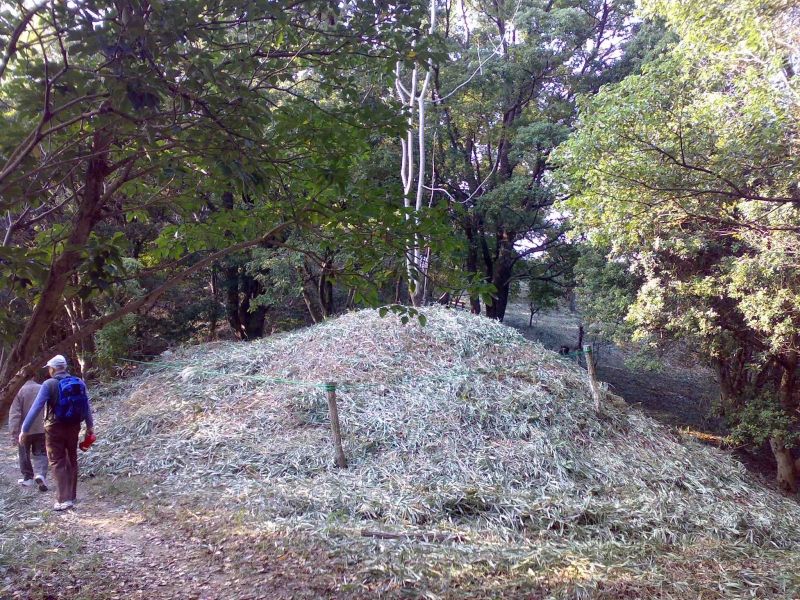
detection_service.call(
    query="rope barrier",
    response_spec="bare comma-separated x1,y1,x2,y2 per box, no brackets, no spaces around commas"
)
558,349,588,358
120,350,594,391
120,338,592,392
120,358,381,391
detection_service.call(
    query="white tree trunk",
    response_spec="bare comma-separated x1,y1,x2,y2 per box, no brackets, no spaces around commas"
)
395,0,436,306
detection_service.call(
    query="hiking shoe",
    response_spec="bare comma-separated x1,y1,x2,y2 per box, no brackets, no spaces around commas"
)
34,474,48,492
53,501,74,511
17,478,34,487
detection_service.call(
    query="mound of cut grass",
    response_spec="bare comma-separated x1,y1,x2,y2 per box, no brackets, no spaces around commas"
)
83,308,800,598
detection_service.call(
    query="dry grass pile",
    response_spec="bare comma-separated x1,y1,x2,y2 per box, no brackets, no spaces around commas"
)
82,308,800,597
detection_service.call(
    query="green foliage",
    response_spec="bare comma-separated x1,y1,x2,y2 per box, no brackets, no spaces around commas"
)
378,304,426,326
0,0,442,372
415,0,644,318
574,246,640,342
94,314,138,369
558,1,800,347
558,0,800,463
730,391,800,449
622,353,664,374
525,276,560,314
246,248,305,310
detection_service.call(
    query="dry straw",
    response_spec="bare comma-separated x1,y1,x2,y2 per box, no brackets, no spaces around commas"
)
82,308,800,596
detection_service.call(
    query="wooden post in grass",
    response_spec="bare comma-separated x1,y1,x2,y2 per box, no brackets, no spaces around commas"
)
325,383,348,468
584,344,602,412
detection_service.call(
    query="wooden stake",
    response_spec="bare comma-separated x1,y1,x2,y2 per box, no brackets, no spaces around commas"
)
583,344,602,412
325,383,348,469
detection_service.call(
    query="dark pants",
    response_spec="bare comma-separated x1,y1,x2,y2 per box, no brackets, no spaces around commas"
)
18,433,48,480
45,422,81,503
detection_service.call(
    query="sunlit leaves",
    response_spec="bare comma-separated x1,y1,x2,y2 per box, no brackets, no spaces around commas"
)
559,0,800,450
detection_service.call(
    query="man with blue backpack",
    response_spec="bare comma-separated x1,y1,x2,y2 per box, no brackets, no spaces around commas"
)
19,355,94,511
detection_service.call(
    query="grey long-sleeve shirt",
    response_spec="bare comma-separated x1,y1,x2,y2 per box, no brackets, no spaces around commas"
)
9,380,43,436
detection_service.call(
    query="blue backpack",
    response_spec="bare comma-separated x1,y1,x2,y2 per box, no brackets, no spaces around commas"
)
50,376,89,423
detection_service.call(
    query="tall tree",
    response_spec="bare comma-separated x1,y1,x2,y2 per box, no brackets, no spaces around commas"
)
558,0,800,489
394,0,439,307
0,0,423,420
427,0,637,320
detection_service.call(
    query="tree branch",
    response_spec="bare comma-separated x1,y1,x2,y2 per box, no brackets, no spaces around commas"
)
0,0,51,82
0,219,297,424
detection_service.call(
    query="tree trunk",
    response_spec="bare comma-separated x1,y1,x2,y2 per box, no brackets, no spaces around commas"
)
64,298,96,377
0,128,111,424
714,355,748,417
528,303,538,328
321,278,334,316
0,220,292,424
464,217,481,314
319,260,335,317
224,261,267,340
302,287,323,323
485,277,510,321
224,263,243,336
237,273,266,340
716,363,734,417
207,266,219,342
568,289,577,313
300,260,325,323
483,226,515,322
469,296,481,315
420,248,433,306
770,436,797,493
773,352,799,491
394,272,403,304
778,351,797,411
409,275,425,307
485,256,513,321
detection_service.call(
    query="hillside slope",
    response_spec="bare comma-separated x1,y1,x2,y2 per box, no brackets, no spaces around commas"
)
502,303,721,430
79,308,800,598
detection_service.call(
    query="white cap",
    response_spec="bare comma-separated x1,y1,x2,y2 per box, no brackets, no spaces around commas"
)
45,355,67,369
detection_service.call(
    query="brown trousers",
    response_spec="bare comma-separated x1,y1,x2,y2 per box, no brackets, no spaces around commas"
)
45,422,81,503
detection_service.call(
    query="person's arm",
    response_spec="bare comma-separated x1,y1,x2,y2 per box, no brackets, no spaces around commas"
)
20,384,50,435
84,396,94,433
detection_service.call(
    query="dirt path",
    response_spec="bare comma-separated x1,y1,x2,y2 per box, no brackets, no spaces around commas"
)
502,303,722,431
0,446,367,600
0,448,228,600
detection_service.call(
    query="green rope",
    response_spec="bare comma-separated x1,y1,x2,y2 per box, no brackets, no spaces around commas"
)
120,347,595,391
558,350,587,359
119,358,379,391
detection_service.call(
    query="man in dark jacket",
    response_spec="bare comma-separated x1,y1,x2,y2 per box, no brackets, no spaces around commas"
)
9,379,48,491
19,355,94,511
